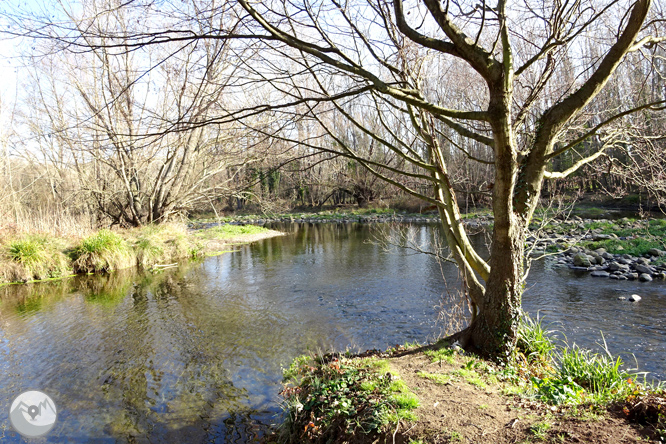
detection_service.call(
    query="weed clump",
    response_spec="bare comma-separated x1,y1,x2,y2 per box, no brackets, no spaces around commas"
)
517,314,643,406
274,354,418,443
1,235,71,282
72,229,135,273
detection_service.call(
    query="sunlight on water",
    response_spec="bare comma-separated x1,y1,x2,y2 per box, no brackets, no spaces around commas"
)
0,222,664,442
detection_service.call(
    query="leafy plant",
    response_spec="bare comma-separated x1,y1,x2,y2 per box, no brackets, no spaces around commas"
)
529,421,552,440
532,376,585,405
556,342,632,403
277,355,419,443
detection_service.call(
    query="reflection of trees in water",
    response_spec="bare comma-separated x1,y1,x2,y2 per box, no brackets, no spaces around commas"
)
85,264,250,441
0,277,74,315
0,263,258,442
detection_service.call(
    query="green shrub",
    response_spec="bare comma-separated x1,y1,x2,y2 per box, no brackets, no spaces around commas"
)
531,376,585,405
72,229,135,273
277,355,418,443
556,343,632,403
5,236,71,281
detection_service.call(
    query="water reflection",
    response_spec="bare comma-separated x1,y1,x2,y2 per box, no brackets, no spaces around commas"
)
0,222,664,442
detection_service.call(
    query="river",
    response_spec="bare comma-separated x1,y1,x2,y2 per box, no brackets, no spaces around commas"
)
0,222,664,442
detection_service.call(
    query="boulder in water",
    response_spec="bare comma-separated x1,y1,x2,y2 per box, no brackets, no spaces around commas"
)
639,273,653,282
573,253,591,267
590,271,610,277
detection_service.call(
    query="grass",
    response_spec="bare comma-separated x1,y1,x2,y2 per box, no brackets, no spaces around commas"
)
424,346,456,365
517,313,557,366
537,217,666,258
197,223,270,240
1,222,273,284
516,315,642,406
529,421,551,440
271,320,665,443
273,354,419,443
72,229,136,273
417,371,453,385
1,235,71,282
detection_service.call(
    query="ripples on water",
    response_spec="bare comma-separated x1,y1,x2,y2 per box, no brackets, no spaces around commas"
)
0,222,664,442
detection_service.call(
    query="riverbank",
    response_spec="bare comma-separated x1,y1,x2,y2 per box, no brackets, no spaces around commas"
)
528,217,666,283
270,323,666,444
199,209,666,284
0,223,284,285
192,207,494,227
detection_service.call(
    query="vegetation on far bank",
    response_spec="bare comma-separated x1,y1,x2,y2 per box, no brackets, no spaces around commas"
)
0,223,279,285
533,217,666,260
270,315,665,443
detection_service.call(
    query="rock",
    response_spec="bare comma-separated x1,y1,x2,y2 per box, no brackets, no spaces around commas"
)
617,258,632,265
634,264,655,274
627,273,639,280
656,273,666,280
601,252,614,260
609,274,619,280
568,247,580,254
593,234,612,241
637,257,650,265
616,245,625,251
590,271,610,277
618,296,626,299
591,254,605,265
573,253,592,267
609,262,630,272
639,273,653,282
648,248,666,257
594,248,607,255
628,294,642,302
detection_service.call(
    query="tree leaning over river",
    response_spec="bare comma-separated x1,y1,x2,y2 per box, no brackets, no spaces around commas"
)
4,0,665,358
223,0,665,358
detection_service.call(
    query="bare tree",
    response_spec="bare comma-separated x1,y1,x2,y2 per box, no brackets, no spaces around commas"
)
10,0,261,227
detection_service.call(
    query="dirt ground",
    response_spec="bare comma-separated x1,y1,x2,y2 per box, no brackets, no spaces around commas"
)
386,350,660,444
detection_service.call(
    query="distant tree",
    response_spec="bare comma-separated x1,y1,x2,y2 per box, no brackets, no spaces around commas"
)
9,0,259,227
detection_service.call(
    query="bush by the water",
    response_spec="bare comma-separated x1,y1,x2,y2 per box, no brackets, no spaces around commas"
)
72,229,135,273
272,354,418,443
516,315,663,408
1,235,71,282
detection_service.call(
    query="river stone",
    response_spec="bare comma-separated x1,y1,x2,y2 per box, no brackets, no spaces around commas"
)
609,262,630,272
593,233,612,241
601,252,614,260
637,257,651,265
639,273,653,282
656,273,666,280
590,271,610,277
627,273,639,280
591,254,605,265
616,245,625,251
609,274,619,279
634,264,655,274
629,294,642,302
617,258,632,265
648,248,666,257
568,247,580,254
618,296,626,299
573,253,592,267
595,248,607,254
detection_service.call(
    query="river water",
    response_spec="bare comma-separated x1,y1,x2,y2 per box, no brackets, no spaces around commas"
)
0,222,664,443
